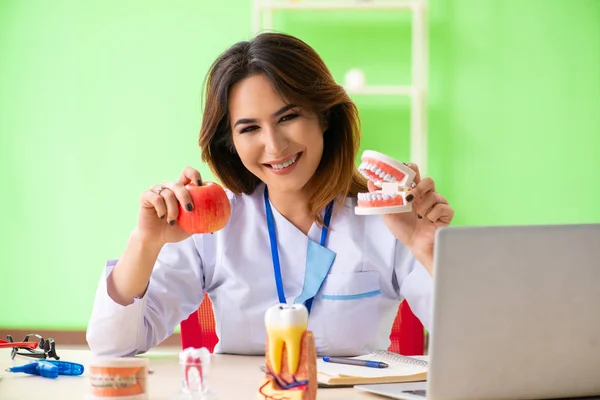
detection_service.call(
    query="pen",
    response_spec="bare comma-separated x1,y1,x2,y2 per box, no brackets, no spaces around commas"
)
322,356,388,369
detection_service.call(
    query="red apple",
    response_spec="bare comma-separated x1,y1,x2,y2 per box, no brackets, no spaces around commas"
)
177,182,231,234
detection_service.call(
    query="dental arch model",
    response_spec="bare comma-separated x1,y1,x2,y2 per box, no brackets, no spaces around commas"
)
257,303,317,400
355,150,417,215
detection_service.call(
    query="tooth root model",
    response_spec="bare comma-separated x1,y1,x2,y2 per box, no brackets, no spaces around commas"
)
257,304,317,400
355,149,417,215
173,347,218,400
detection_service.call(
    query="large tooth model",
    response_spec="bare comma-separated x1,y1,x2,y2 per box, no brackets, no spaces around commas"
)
355,150,417,215
257,304,317,400
265,303,308,375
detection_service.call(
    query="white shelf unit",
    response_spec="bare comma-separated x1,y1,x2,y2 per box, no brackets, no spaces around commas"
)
252,0,429,175
346,85,414,96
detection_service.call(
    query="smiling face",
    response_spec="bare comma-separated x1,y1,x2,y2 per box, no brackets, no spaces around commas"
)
229,74,325,196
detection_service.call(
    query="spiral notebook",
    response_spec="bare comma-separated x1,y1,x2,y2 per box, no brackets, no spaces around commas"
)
317,350,428,386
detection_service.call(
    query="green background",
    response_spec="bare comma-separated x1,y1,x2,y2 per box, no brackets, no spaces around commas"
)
1,0,599,330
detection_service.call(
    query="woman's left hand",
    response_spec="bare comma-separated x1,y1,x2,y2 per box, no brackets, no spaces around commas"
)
370,163,454,275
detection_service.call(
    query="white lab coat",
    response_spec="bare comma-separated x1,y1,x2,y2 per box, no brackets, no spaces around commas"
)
86,183,433,357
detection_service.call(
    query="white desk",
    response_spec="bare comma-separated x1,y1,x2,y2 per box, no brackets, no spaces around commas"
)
0,349,380,399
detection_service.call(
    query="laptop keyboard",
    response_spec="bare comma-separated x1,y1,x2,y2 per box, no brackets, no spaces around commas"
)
403,390,427,397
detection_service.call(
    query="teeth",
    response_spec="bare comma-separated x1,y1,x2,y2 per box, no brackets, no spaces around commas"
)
359,162,398,183
271,154,299,170
359,192,399,201
264,303,308,375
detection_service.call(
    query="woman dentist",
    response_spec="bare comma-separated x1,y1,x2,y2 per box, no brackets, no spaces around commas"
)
86,32,454,357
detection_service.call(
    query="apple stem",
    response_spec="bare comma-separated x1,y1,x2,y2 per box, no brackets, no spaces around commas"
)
197,179,203,186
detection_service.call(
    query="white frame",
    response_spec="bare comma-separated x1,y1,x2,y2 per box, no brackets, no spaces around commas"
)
252,0,429,174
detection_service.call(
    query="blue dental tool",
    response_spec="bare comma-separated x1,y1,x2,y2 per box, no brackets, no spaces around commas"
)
6,360,84,379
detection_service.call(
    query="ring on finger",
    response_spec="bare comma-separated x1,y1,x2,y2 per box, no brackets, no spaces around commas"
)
156,185,165,195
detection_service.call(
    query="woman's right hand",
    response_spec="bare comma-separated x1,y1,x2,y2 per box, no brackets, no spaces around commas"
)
136,166,204,247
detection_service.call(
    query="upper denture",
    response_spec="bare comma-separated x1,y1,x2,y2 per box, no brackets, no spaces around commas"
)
358,159,406,183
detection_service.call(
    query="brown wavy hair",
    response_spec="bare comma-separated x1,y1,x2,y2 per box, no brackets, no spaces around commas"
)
199,32,367,225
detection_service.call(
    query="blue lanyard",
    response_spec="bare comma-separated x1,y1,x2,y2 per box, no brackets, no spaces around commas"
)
264,186,334,313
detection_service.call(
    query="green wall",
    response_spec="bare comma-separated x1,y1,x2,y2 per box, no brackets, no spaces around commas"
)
1,0,598,330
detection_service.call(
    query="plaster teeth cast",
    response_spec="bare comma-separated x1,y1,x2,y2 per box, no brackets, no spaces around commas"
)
355,150,417,215
264,303,308,375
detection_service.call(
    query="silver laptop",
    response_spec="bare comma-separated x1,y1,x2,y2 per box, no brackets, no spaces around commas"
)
356,224,600,400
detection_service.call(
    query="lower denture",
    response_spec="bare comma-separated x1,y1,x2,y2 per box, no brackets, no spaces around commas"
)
357,192,405,208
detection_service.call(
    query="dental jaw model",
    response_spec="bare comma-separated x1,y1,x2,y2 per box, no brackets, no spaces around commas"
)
257,304,317,400
355,150,416,215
